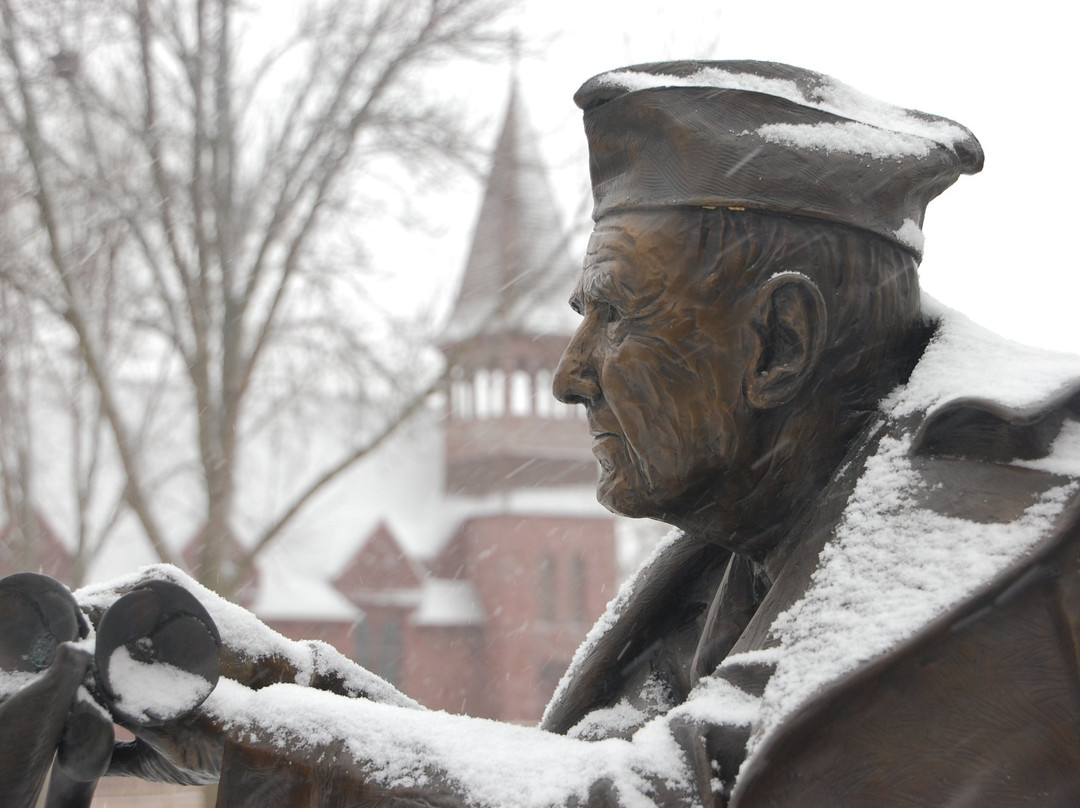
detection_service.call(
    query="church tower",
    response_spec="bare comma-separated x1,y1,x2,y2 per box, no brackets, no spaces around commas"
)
439,80,597,496
423,81,617,722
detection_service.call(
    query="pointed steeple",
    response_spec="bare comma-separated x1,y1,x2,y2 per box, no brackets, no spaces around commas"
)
439,79,597,497
442,80,580,344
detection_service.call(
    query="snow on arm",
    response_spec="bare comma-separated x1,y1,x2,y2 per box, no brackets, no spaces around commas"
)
77,565,308,666
203,667,781,808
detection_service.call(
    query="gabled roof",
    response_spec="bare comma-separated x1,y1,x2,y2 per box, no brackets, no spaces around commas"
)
334,521,428,604
442,80,581,344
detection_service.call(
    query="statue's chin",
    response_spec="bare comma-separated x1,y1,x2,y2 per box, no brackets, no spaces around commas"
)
596,475,650,520
596,472,675,523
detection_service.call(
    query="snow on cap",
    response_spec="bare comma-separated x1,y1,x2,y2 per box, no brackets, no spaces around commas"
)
575,60,983,259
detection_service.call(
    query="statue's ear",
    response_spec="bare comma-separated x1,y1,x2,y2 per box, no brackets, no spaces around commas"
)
745,272,827,409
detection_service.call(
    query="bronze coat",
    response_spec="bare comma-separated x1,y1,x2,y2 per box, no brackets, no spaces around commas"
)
543,390,1080,807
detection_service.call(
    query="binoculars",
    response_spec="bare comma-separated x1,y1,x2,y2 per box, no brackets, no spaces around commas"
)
0,572,221,808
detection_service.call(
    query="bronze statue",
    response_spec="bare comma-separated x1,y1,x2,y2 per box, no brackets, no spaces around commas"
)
5,59,1080,806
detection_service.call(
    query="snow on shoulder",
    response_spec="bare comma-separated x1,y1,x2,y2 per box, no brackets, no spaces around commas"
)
888,297,1080,419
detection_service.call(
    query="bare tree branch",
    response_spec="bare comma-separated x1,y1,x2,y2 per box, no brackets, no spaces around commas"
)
0,0,178,566
0,0,521,596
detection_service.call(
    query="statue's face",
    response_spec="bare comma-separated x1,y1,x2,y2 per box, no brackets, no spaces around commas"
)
553,210,756,520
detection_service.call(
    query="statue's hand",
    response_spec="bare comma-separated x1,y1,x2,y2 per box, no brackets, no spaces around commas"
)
108,708,228,785
0,643,98,808
0,572,106,807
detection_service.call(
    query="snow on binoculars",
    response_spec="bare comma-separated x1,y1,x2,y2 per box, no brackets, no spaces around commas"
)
0,572,221,727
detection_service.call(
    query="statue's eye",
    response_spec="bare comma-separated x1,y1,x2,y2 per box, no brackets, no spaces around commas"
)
595,302,620,324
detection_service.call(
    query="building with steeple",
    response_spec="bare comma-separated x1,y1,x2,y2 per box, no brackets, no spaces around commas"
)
440,79,598,496
320,81,621,723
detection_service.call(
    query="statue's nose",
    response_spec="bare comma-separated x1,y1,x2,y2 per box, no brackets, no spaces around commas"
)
553,327,600,406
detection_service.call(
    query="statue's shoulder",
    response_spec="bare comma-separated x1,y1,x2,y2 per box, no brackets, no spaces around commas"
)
889,305,1080,471
730,315,1080,807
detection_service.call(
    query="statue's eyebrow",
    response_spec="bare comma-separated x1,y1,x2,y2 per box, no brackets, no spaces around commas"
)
568,286,584,315
582,257,666,320
577,265,628,314
567,271,591,314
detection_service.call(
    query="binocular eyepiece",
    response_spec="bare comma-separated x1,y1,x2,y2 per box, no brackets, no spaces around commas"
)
0,572,221,726
0,573,221,808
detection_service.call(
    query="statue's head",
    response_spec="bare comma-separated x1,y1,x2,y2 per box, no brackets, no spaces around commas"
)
554,61,982,554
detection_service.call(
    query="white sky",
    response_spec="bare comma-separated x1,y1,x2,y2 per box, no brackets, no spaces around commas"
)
388,0,1078,354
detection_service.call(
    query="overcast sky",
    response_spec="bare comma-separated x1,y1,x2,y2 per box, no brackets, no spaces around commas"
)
402,0,1077,353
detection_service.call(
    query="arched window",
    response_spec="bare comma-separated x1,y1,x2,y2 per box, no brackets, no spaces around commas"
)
509,370,531,416
474,369,490,419
489,369,506,417
534,369,553,417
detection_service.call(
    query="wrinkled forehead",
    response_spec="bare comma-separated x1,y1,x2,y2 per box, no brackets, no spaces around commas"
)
575,211,696,301
584,209,705,270
579,208,749,298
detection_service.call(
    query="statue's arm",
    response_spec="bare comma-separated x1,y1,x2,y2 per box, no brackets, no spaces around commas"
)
102,640,424,786
202,679,715,808
2,563,749,804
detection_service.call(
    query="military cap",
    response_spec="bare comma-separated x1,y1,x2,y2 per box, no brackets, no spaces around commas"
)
575,60,983,259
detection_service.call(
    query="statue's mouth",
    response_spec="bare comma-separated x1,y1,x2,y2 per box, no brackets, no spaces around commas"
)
590,433,621,472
